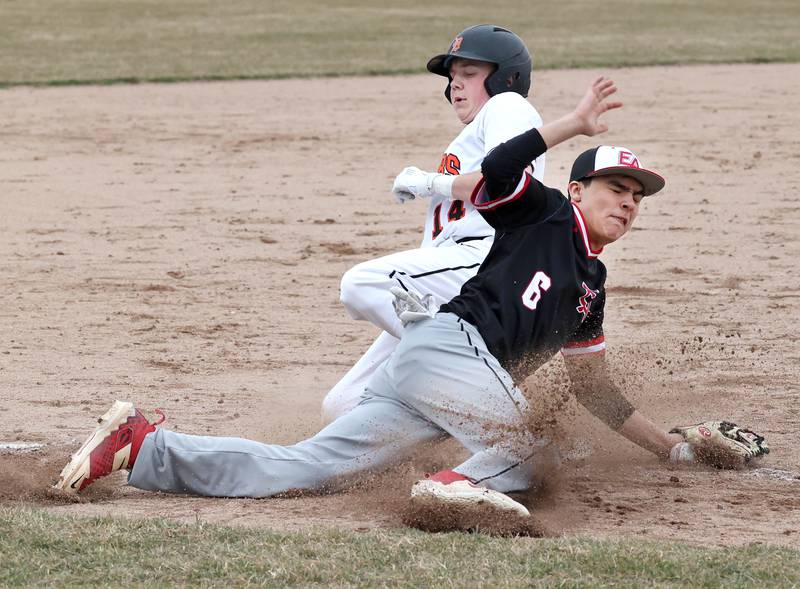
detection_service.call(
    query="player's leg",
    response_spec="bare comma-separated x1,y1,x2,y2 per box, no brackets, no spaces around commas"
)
339,239,491,339
127,374,446,497
389,313,546,494
322,239,491,422
320,331,398,424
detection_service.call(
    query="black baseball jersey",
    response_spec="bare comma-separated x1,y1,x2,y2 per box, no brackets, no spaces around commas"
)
440,129,607,377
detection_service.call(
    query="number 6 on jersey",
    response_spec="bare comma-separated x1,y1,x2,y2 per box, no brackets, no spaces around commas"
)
522,271,551,310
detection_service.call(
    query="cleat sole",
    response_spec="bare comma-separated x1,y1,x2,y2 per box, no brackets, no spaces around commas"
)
53,401,135,493
411,479,530,517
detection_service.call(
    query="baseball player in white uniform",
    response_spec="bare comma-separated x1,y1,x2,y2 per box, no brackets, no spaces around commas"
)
323,25,546,421
55,77,769,522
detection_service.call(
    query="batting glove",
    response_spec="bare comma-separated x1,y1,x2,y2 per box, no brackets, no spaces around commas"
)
392,166,454,204
390,286,439,326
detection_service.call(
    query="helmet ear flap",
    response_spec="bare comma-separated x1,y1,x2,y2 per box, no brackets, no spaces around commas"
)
481,63,501,98
445,80,452,103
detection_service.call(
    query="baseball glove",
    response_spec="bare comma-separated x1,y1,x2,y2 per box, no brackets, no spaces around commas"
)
669,421,769,469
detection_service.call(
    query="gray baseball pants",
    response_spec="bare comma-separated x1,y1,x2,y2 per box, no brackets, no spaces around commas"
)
128,313,543,497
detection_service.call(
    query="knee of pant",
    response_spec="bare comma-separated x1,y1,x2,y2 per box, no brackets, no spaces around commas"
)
340,264,381,317
385,378,423,407
320,394,348,425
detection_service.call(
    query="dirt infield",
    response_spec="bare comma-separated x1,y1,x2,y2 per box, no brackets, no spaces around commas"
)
1,64,799,545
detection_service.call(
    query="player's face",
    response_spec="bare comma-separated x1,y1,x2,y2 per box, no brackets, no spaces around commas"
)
448,59,494,124
570,175,644,248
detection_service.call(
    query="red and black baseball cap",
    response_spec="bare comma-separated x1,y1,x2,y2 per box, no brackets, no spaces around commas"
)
570,146,665,196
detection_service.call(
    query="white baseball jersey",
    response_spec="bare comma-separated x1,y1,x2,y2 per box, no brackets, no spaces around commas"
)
421,92,545,247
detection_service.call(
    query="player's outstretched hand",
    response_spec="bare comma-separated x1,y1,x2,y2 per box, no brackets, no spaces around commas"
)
392,166,428,203
668,420,769,469
392,166,454,204
392,166,418,203
538,77,623,149
573,76,623,137
390,286,439,326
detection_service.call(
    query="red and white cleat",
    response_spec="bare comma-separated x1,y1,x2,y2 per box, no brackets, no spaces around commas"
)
54,400,165,493
410,469,530,517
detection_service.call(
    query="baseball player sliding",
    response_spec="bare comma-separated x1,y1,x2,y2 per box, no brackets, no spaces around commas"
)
322,24,545,422
55,77,768,523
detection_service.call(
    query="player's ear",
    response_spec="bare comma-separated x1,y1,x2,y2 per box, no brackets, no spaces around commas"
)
568,180,583,202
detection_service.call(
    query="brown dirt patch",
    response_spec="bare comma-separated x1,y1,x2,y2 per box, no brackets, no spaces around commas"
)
402,498,550,538
1,64,799,544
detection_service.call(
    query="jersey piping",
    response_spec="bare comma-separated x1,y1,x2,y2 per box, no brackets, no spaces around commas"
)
471,173,530,211
561,335,606,356
389,263,482,284
571,203,604,258
452,316,536,485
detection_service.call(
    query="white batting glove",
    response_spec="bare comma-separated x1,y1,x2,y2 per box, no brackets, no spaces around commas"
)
391,166,454,204
390,286,439,326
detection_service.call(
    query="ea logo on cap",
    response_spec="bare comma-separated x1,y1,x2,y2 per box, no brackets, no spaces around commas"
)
451,36,464,52
618,150,640,168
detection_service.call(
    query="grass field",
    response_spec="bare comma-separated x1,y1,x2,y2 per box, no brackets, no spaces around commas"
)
3,1,800,586
2,508,799,588
1,0,799,86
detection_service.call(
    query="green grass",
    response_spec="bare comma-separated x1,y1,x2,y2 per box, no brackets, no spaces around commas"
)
1,507,798,588
3,3,799,585
1,0,799,86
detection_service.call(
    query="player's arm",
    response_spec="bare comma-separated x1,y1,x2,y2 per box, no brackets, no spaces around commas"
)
392,96,541,204
471,76,620,225
565,353,770,466
392,167,520,204
564,353,682,460
562,290,681,460
393,77,619,204
482,94,545,183
480,77,620,202
391,168,481,203
538,76,621,149
451,172,482,200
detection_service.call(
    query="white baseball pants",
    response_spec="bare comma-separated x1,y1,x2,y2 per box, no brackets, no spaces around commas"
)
322,237,492,422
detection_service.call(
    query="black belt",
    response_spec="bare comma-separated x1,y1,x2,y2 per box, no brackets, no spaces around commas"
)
455,236,491,244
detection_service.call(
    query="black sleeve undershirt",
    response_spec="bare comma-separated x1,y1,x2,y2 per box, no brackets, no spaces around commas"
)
481,128,548,199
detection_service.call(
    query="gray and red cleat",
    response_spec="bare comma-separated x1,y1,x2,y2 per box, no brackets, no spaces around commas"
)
54,400,165,493
410,469,530,517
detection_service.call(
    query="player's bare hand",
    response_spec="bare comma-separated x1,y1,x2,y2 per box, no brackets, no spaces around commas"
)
573,76,623,136
537,77,623,148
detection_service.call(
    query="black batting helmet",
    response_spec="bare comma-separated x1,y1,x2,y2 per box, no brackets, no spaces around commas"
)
427,24,532,102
